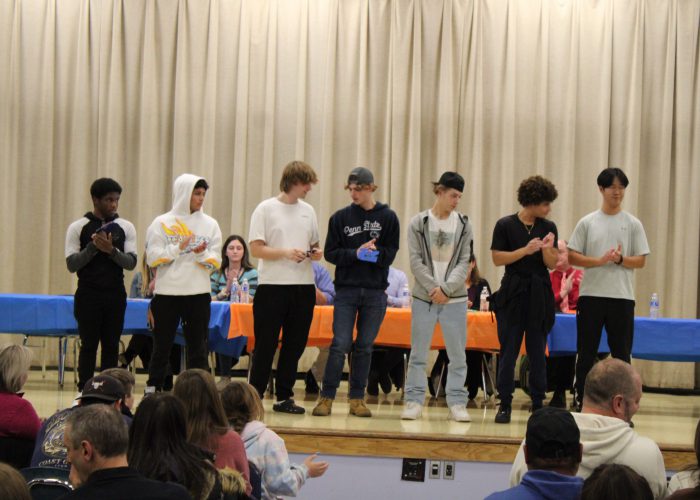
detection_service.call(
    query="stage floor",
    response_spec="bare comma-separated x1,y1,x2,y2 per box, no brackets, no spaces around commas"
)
24,370,700,468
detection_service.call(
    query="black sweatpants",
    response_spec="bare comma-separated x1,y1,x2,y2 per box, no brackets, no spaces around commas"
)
250,284,316,401
74,286,127,390
574,296,635,402
147,293,211,389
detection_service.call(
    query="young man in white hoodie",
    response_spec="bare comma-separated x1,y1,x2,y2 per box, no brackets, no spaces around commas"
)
509,358,666,500
144,174,222,392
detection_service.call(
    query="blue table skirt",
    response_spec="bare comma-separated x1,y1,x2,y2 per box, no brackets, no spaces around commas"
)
0,294,246,358
548,313,700,362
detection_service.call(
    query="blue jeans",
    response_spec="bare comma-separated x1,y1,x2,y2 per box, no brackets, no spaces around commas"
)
405,299,468,407
321,287,387,399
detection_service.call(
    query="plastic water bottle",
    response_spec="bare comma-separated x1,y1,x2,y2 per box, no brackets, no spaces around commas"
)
479,288,490,312
240,278,250,304
649,293,659,319
230,278,240,304
401,284,411,308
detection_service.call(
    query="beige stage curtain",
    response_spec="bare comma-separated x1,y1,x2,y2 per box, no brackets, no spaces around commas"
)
0,0,698,387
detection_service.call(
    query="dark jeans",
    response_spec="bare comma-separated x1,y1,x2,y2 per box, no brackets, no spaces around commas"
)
321,287,388,400
147,293,211,389
548,355,575,393
496,306,547,407
575,296,635,402
250,284,316,401
74,286,127,390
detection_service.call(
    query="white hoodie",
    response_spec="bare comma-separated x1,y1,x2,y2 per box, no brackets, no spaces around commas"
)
146,174,222,295
510,412,667,500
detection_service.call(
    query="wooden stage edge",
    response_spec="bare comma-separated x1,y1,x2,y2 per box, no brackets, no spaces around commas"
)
277,427,694,470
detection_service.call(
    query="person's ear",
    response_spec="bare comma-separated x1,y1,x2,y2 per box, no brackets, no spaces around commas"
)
611,394,625,417
81,440,94,461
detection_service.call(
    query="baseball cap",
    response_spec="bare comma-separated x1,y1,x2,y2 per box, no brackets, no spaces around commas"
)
526,407,580,459
434,171,465,193
78,375,126,403
347,167,374,185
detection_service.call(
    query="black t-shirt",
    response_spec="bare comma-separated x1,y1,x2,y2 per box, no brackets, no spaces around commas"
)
490,214,558,278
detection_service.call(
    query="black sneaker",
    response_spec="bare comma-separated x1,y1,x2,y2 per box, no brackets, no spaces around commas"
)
305,370,319,395
572,400,582,413
495,405,511,424
273,399,306,414
548,391,566,409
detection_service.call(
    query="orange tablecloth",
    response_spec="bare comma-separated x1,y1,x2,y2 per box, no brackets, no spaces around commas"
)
229,304,505,352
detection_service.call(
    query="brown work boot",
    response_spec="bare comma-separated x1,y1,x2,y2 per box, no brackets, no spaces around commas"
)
312,397,334,416
349,399,372,417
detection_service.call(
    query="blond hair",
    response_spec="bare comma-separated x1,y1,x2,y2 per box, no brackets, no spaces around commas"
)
0,344,33,393
279,161,318,193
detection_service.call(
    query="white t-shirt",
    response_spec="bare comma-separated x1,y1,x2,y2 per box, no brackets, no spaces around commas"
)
248,197,319,285
568,210,650,301
428,211,466,304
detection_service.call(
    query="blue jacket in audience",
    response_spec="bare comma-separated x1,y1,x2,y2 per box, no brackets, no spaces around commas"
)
486,470,583,500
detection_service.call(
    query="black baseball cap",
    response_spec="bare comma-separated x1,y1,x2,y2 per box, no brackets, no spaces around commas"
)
435,171,465,193
347,167,374,185
78,375,126,403
526,407,580,459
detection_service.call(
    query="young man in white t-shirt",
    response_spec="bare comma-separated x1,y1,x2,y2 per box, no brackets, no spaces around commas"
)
401,172,474,422
248,161,322,414
568,168,650,411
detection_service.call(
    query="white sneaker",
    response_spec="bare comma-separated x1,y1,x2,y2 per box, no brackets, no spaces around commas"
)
449,404,472,422
401,401,423,420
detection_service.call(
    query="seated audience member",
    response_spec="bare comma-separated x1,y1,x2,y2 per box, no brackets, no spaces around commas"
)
668,420,700,496
211,235,259,388
547,240,583,408
128,392,247,500
368,266,410,396
510,358,666,499
173,368,251,496
221,381,328,499
668,487,700,500
100,367,135,418
0,462,31,500
486,407,583,499
580,463,653,500
305,262,337,395
31,374,130,470
61,404,190,499
0,344,41,468
430,255,492,400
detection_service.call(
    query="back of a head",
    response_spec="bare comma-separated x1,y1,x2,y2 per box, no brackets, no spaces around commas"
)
583,358,638,410
525,407,581,474
0,344,33,393
173,369,229,446
129,393,189,462
220,381,265,434
100,367,135,398
128,392,217,499
0,462,31,500
668,486,700,500
581,464,653,500
67,405,128,459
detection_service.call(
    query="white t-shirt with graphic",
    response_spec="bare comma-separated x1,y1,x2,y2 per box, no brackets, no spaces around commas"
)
429,210,467,304
248,197,319,285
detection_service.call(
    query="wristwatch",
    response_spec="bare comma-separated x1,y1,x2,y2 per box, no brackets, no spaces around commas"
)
615,255,624,266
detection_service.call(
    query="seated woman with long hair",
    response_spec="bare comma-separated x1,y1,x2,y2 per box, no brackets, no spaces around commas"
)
173,369,251,496
128,393,247,500
221,381,328,499
668,420,700,496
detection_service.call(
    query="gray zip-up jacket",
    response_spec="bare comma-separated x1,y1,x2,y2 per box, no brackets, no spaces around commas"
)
407,209,473,303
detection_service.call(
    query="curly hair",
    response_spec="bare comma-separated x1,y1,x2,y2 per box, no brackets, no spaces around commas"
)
517,175,558,207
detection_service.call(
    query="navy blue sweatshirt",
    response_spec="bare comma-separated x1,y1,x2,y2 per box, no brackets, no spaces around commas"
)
324,202,400,289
